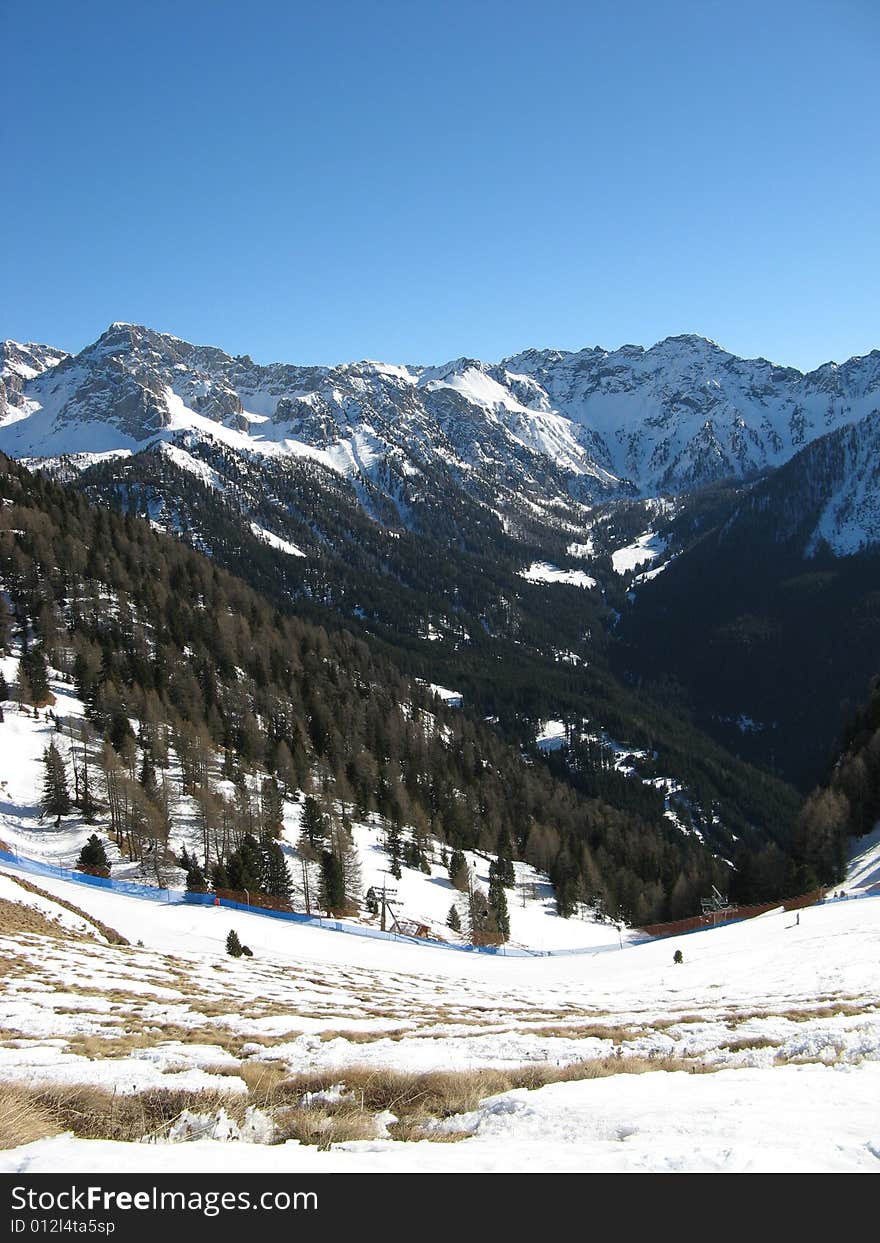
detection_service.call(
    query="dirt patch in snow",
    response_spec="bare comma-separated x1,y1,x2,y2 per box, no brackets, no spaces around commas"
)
3,875,128,945
0,897,75,940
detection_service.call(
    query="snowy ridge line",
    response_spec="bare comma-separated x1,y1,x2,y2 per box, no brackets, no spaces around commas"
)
0,848,600,957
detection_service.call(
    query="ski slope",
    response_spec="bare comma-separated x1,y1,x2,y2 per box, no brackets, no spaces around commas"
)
0,846,877,1172
2,651,880,1171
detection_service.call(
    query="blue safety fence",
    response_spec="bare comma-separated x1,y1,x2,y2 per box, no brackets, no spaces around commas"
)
0,848,177,903
0,845,615,956
181,890,556,956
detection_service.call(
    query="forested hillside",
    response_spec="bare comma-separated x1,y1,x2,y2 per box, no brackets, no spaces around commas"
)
0,452,779,924
791,675,880,887
67,443,802,869
615,470,880,788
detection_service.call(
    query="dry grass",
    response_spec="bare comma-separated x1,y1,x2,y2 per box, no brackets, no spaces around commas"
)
0,897,78,939
2,876,128,944
389,1118,473,1143
24,1083,251,1144
237,1061,290,1102
521,1023,641,1043
65,1033,158,1059
0,1054,717,1153
239,1055,709,1125
274,1102,378,1149
63,1020,259,1061
316,1028,402,1044
650,1013,707,1030
722,1036,781,1053
0,1083,62,1149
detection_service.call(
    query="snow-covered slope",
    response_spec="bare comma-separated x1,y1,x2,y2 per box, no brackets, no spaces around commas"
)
0,845,877,1172
1,647,878,1171
0,340,70,428
2,324,878,522
0,646,612,952
506,335,880,493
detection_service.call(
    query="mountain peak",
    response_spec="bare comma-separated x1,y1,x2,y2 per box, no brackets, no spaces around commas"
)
652,334,725,353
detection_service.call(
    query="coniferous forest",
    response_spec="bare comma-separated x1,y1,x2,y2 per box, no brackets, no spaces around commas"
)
0,451,855,923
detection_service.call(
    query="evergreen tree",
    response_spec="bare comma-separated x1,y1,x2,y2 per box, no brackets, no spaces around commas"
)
466,881,492,944
448,848,468,891
41,741,71,826
77,737,98,823
261,776,285,838
226,832,262,892
300,795,327,849
261,836,293,902
495,826,516,887
318,849,346,914
210,860,230,891
488,875,510,941
365,886,379,916
0,597,9,656
75,833,110,875
186,861,209,892
22,646,50,705
387,822,402,879
226,928,243,957
139,750,160,804
446,903,461,932
16,661,32,708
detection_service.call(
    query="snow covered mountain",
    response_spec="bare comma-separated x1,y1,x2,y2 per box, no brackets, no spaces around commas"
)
505,336,880,493
2,325,878,524
0,340,69,427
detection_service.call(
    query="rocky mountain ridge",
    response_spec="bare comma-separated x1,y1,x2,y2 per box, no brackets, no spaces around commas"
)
2,323,878,549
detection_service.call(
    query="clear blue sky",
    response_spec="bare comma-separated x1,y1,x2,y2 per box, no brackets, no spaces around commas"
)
2,0,878,371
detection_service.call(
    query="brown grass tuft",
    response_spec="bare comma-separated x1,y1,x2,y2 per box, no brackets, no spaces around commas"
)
274,1102,378,1149
1,875,128,944
0,1083,62,1149
0,897,73,939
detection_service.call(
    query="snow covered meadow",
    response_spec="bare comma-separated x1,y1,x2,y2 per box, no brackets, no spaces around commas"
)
0,845,877,1172
1,656,879,1172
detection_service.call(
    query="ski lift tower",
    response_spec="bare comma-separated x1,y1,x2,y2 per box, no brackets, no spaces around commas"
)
701,885,735,926
377,873,401,934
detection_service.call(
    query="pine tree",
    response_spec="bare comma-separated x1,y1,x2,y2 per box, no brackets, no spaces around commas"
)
139,750,159,804
210,860,230,891
261,836,293,903
41,741,71,826
186,861,208,892
226,832,262,892
448,848,469,891
75,833,110,876
23,646,50,706
388,821,402,880
226,928,243,957
495,826,516,887
0,597,9,656
318,849,346,914
467,881,492,945
488,875,510,941
301,795,327,850
365,886,379,916
16,662,32,709
77,734,98,823
446,903,461,932
261,776,285,838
